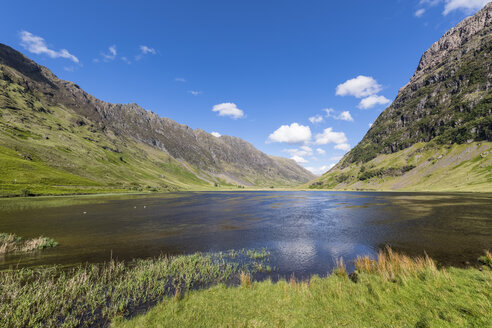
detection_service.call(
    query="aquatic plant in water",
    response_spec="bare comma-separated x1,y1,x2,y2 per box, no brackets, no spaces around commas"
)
0,249,272,327
0,232,58,254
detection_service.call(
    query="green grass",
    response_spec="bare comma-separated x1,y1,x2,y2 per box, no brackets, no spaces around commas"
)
115,250,492,328
0,77,218,197
0,250,271,328
307,141,492,192
246,248,270,260
1,248,491,327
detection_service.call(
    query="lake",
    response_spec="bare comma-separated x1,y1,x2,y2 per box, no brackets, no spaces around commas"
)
0,191,491,278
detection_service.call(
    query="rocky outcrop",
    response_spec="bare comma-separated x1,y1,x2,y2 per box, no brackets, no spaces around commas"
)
339,3,492,168
412,2,492,83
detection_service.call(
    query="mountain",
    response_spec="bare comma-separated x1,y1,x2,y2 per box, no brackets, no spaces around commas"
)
0,44,315,197
310,3,492,192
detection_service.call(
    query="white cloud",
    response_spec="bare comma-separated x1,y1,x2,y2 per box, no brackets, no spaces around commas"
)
358,95,391,109
211,132,221,137
135,45,157,60
334,143,351,151
415,8,426,16
188,90,202,96
140,45,157,55
19,31,79,63
309,114,324,124
268,123,312,144
419,0,489,15
109,45,117,55
336,75,382,98
337,111,354,121
443,0,489,14
323,108,354,121
323,108,335,116
315,128,348,145
300,145,313,152
330,155,343,161
175,77,186,82
316,148,326,155
284,146,313,157
102,45,117,61
291,155,308,164
305,164,335,175
419,0,440,5
121,56,131,64
212,102,245,119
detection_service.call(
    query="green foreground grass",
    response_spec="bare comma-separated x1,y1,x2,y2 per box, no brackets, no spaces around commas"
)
1,249,491,328
115,249,492,328
0,250,270,327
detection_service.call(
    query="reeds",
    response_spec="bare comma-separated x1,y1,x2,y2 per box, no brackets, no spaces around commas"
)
0,232,58,254
354,246,437,281
0,251,268,327
332,257,347,277
0,233,17,254
478,250,492,268
239,272,251,288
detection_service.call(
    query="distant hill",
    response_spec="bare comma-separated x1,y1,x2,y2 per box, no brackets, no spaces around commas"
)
309,3,492,192
0,44,315,196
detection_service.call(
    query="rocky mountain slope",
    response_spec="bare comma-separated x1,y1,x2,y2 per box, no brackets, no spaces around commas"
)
0,44,315,196
310,3,492,192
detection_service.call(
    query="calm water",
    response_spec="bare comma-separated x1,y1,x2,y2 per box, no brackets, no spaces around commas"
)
0,191,491,277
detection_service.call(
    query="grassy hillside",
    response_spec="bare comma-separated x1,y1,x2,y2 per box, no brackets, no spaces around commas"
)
307,142,491,192
310,4,492,192
0,45,314,197
0,76,213,196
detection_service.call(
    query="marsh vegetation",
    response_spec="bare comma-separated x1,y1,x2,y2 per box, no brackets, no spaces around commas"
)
1,247,491,327
0,232,58,254
0,250,270,327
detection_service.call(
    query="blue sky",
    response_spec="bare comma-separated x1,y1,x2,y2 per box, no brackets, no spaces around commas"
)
2,0,490,174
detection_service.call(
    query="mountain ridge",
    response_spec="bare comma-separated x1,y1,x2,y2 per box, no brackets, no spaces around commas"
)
0,44,314,196
310,3,492,192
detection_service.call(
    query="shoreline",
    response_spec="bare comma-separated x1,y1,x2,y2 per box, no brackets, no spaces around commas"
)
1,248,490,327
1,187,491,200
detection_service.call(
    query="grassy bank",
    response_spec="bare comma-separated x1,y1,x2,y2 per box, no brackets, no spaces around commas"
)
1,249,490,327
115,249,492,328
0,250,269,328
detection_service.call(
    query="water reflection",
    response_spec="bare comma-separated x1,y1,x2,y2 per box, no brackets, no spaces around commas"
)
0,191,490,277
276,239,317,272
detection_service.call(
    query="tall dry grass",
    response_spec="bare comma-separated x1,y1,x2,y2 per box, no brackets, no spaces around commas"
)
0,233,58,254
0,233,18,254
355,246,437,280
479,250,492,268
